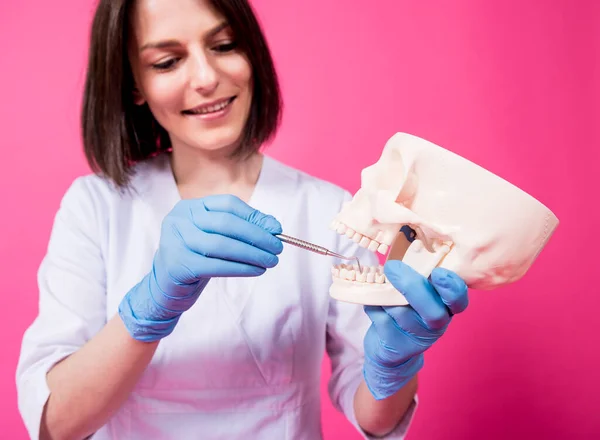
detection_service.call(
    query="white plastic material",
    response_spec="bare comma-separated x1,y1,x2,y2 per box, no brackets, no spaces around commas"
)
329,132,559,306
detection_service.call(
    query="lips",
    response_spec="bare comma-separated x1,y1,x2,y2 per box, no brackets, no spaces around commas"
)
182,97,235,115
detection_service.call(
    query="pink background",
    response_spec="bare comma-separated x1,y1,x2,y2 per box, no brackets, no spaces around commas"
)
1,1,598,438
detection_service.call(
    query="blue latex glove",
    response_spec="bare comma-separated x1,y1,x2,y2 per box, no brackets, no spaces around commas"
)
119,194,283,342
363,259,469,400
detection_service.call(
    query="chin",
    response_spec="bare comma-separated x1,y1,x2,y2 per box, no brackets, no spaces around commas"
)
187,127,246,154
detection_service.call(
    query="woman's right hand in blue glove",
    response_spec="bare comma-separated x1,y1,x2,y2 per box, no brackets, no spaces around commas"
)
119,194,284,342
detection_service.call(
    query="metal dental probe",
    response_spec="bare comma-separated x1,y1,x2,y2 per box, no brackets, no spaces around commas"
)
276,233,362,272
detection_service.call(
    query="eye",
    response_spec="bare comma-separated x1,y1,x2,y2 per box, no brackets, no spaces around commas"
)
152,58,179,71
213,41,237,53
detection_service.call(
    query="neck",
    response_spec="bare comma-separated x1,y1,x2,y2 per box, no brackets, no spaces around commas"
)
169,144,263,201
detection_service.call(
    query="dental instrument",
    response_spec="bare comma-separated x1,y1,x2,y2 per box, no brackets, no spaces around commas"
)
276,233,362,272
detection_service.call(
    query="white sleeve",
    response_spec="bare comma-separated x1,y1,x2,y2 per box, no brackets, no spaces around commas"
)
325,191,418,439
15,177,108,439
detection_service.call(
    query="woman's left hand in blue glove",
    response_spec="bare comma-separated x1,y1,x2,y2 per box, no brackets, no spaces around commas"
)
363,259,469,400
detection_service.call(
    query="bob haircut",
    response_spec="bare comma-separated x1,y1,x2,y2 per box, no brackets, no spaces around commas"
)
81,0,282,189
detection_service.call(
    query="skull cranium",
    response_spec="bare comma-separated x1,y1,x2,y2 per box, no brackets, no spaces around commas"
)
329,132,559,306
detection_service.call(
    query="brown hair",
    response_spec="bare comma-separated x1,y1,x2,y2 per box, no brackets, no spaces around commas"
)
81,0,282,188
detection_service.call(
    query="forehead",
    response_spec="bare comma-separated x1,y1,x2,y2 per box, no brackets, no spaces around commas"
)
131,0,225,40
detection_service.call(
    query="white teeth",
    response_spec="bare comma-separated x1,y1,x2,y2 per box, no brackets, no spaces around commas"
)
359,236,371,248
189,99,230,114
377,243,389,254
331,264,387,284
331,220,390,255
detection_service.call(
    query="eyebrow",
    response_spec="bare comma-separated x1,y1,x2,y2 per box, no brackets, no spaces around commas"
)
139,21,230,52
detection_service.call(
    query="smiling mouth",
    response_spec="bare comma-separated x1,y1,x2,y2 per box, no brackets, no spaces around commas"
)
182,97,236,115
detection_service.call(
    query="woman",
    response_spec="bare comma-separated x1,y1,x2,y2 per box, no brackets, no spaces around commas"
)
16,0,469,439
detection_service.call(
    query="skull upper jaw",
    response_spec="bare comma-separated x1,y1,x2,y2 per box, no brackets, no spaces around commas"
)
330,189,405,255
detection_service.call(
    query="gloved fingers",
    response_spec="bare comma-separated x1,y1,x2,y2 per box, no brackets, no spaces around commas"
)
363,309,427,366
363,323,407,367
202,233,280,269
199,194,283,234
381,305,444,343
177,220,279,269
383,260,451,331
192,210,283,256
363,306,399,343
430,268,469,315
194,255,268,277
165,254,268,282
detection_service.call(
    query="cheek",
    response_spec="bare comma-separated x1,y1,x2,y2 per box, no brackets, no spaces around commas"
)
143,74,185,114
221,56,252,89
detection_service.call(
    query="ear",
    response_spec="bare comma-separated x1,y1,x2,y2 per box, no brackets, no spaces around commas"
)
132,86,146,105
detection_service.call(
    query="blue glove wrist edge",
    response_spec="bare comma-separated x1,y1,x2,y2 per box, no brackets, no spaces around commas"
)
118,291,181,342
363,353,424,400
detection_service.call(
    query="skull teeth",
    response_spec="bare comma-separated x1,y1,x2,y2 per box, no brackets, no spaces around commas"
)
331,264,387,283
329,220,389,255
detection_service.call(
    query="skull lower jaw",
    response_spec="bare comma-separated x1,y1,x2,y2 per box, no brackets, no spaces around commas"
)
329,276,409,306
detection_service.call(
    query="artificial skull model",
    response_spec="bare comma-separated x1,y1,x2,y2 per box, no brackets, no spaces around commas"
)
329,132,559,306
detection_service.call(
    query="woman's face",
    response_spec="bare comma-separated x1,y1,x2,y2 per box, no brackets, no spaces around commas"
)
129,0,253,155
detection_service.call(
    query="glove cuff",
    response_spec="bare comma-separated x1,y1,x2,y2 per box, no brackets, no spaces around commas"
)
118,273,183,342
118,288,181,342
363,353,424,400
118,267,209,342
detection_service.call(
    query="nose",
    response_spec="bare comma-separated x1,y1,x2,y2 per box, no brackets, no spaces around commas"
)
188,50,218,93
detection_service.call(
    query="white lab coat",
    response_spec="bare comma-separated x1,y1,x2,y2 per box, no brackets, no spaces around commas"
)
16,153,417,439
